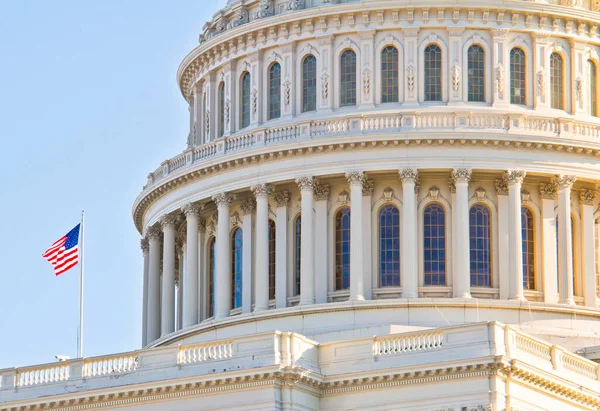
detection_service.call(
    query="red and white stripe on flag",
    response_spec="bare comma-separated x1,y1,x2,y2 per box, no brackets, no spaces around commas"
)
42,224,81,276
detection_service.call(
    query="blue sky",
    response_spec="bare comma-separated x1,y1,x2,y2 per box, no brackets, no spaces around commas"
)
0,0,227,369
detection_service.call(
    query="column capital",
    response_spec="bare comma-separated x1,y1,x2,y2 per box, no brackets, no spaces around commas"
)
251,183,273,198
399,168,419,184
141,237,149,254
553,175,577,190
160,214,178,231
296,176,317,192
274,190,291,207
504,170,526,186
579,189,596,206
146,224,162,241
490,28,510,40
181,202,203,218
346,171,366,186
495,179,509,196
314,184,331,201
212,192,234,207
362,180,375,197
241,198,256,215
539,182,558,200
451,168,472,185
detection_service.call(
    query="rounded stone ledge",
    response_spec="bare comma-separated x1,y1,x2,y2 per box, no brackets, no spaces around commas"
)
147,298,600,352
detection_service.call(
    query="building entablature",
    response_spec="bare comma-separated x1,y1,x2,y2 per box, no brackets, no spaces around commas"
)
1,323,600,411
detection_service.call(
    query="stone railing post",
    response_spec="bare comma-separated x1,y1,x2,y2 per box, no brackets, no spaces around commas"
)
70,358,84,380
551,345,563,371
0,369,16,390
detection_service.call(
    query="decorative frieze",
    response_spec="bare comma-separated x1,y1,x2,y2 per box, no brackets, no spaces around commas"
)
254,0,274,19
287,0,305,11
227,8,249,29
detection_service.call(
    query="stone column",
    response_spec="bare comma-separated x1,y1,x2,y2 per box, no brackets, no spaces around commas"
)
296,177,316,305
314,185,330,304
362,180,374,300
539,183,559,304
274,191,290,309
400,169,419,298
181,203,201,328
241,200,254,314
252,184,273,312
198,219,206,321
580,189,597,307
146,225,161,343
141,237,150,347
347,172,366,301
491,29,509,106
160,214,178,336
452,169,472,298
213,193,234,319
505,170,526,301
556,175,577,305
495,179,510,300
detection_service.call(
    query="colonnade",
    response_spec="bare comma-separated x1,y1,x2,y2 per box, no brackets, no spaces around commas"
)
140,169,595,345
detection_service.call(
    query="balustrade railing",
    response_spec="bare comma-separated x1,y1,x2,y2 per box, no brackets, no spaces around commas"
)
141,110,600,189
514,333,552,361
83,354,138,377
16,363,70,387
373,331,444,356
178,340,234,364
562,351,599,380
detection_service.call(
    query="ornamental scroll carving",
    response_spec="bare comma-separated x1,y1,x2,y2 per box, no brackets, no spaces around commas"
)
254,0,274,19
321,72,329,99
362,180,375,197
363,67,371,95
274,190,291,207
579,188,596,205
539,182,557,200
346,171,365,185
496,64,505,93
224,99,231,125
205,110,210,137
227,8,249,29
399,169,419,184
537,69,545,99
252,88,258,114
575,77,583,107
452,64,461,92
287,0,305,10
451,169,472,184
284,79,291,106
314,184,331,201
407,63,415,92
553,174,577,189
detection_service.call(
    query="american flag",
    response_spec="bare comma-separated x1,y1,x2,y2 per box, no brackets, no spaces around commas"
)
42,224,81,276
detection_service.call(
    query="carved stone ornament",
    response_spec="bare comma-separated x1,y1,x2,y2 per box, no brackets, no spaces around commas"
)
230,211,242,228
205,110,210,137
146,225,162,241
539,183,558,200
495,179,509,196
537,69,545,99
399,168,419,184
475,187,487,200
428,186,440,199
593,0,600,11
274,190,291,207
227,8,249,29
452,64,461,91
283,79,291,106
212,192,234,207
251,183,273,198
521,189,531,202
448,178,457,194
321,71,329,100
503,170,526,185
346,170,365,186
140,237,149,253
451,169,472,184
407,63,415,92
553,174,577,190
160,214,179,230
363,67,371,95
252,88,258,114
254,0,274,19
224,99,231,125
287,0,305,10
207,217,217,234
575,76,583,106
338,190,350,204
314,184,331,201
181,202,203,218
296,176,317,192
496,64,505,93
240,199,256,215
383,187,394,201
362,180,375,197
579,188,596,206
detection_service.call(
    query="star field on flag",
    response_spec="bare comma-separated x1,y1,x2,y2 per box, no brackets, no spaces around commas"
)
42,224,81,276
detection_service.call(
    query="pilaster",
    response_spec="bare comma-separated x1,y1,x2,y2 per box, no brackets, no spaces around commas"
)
403,28,420,106
317,35,334,111
274,191,290,309
540,183,559,304
491,29,510,107
362,180,374,300
281,43,296,118
452,169,472,298
571,39,586,115
222,61,236,136
347,172,366,301
213,193,234,319
555,175,576,305
160,214,178,336
400,169,419,298
241,199,255,314
495,179,510,300
580,189,597,307
532,33,550,110
315,184,330,304
359,31,375,108
448,27,465,104
296,176,316,305
252,184,273,312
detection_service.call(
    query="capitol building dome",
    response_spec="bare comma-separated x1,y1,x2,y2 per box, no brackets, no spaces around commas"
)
6,0,600,410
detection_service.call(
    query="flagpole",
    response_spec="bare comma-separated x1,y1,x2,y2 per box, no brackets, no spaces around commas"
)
78,210,85,358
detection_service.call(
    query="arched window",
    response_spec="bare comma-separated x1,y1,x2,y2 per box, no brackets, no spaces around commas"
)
335,208,351,290
302,55,317,113
469,204,492,287
268,220,276,300
522,207,535,290
595,218,600,296
510,48,526,105
468,45,485,102
381,46,399,103
231,228,243,309
379,205,400,287
424,203,447,286
218,82,225,138
589,60,598,117
240,71,251,129
551,52,564,110
424,44,442,101
340,50,357,107
268,63,281,120
294,216,301,296
208,236,216,317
